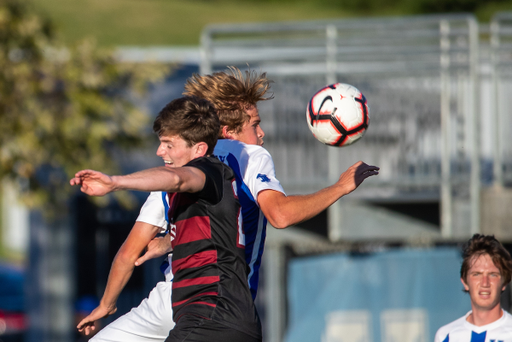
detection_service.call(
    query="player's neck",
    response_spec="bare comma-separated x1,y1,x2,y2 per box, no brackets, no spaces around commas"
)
467,306,503,327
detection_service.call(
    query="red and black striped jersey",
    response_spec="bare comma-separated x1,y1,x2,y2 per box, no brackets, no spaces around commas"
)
167,156,261,339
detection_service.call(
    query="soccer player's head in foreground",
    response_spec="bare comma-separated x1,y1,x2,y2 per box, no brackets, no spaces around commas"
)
460,234,512,315
153,96,220,167
183,66,274,146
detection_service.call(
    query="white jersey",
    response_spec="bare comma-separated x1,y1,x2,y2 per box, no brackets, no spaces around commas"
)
213,139,285,299
137,191,168,233
136,139,285,299
434,310,512,342
136,191,174,281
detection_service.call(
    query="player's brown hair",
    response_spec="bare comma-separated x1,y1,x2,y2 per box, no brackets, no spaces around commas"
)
460,234,512,290
183,66,274,137
153,96,220,155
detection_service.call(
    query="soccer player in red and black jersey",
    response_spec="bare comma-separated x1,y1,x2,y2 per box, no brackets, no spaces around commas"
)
70,96,262,342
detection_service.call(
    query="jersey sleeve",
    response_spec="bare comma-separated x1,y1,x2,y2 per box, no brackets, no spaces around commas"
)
245,148,285,204
136,191,168,232
433,317,464,342
186,157,225,205
433,329,445,342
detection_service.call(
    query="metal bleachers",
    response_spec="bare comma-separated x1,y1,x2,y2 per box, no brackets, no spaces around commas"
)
200,14,492,241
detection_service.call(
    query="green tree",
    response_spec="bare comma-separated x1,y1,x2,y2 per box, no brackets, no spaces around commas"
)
0,0,169,212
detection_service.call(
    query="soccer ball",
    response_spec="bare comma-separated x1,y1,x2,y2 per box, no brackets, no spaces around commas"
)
306,83,369,147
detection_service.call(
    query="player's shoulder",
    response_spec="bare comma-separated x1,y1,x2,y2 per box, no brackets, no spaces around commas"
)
503,309,512,320
214,139,272,158
197,155,232,172
500,310,512,332
187,157,236,192
435,314,469,341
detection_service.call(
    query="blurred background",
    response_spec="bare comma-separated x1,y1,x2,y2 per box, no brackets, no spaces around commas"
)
1,0,512,341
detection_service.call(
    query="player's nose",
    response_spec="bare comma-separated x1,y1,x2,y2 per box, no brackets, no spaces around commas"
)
156,143,165,157
258,125,265,138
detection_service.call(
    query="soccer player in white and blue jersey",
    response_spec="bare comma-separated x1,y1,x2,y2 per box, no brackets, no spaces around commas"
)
435,234,512,342
175,66,377,299
77,67,379,342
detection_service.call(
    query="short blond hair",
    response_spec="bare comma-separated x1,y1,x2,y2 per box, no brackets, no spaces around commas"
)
183,66,273,137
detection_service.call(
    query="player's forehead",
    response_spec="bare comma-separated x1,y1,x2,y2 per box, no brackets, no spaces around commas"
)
246,105,260,122
159,134,185,144
468,253,500,273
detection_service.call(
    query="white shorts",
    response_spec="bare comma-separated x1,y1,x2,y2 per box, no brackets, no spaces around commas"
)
91,281,175,342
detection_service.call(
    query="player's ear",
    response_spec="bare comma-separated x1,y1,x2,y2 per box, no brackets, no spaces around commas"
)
221,126,230,138
194,142,208,157
461,277,469,291
222,125,236,140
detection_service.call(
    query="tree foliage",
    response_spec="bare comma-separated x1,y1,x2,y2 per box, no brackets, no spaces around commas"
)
0,0,169,211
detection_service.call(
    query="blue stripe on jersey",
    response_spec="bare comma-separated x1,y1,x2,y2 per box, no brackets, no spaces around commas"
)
161,191,169,224
226,153,267,300
471,331,486,342
442,335,449,342
159,192,173,282
246,214,267,300
160,259,169,274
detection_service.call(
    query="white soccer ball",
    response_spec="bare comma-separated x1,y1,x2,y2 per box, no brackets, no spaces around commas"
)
306,83,370,147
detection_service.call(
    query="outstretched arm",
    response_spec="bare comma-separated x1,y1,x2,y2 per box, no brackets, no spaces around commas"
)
77,221,161,335
70,166,206,196
258,161,379,228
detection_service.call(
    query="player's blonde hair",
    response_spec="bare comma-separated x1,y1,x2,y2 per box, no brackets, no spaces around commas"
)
183,66,274,137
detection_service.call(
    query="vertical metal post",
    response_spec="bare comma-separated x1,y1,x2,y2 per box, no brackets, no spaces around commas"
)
440,20,453,238
326,24,337,85
27,212,74,342
199,29,213,75
490,20,503,187
325,24,343,241
469,18,481,235
264,242,286,342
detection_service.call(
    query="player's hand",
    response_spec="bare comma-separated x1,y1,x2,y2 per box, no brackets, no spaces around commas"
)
338,161,379,194
135,235,173,266
69,169,115,196
77,304,117,335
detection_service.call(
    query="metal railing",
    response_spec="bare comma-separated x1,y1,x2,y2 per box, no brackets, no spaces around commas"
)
200,14,482,239
490,12,512,187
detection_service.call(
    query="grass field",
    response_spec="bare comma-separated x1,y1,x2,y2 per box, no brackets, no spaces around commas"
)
29,0,403,47
29,0,512,47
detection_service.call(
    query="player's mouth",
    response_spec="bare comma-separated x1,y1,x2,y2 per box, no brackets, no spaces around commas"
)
164,160,174,167
479,291,491,297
